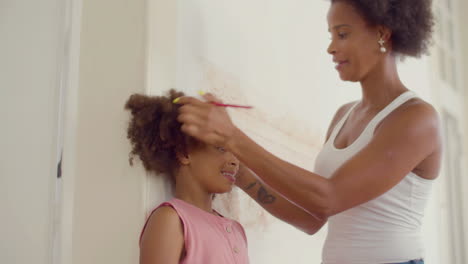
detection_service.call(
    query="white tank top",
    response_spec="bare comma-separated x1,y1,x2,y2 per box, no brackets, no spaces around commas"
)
314,91,434,264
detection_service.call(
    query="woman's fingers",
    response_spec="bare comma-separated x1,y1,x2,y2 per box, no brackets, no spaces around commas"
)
174,93,223,108
181,124,201,137
181,123,225,146
175,92,236,147
202,93,222,103
177,101,212,131
174,96,205,106
177,112,204,128
178,104,207,118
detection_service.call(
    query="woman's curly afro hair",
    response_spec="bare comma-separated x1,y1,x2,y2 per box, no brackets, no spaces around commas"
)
124,89,201,178
332,0,435,57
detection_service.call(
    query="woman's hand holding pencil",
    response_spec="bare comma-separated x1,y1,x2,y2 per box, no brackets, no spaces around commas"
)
173,91,245,148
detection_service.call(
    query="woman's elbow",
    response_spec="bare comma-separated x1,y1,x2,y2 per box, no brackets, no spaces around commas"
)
303,227,320,236
306,197,334,219
308,185,338,219
302,218,328,235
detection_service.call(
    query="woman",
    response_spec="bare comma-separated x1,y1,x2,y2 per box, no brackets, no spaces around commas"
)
175,0,440,263
125,90,249,264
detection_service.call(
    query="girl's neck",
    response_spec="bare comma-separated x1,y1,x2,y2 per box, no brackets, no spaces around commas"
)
174,172,214,214
174,191,214,214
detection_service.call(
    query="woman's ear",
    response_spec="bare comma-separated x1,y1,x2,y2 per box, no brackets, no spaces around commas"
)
377,25,392,43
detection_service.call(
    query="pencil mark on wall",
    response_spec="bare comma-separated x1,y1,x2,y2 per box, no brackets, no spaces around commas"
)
200,59,324,229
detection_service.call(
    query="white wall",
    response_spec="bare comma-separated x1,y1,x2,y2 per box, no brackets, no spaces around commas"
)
457,0,468,259
67,0,147,263
0,0,64,263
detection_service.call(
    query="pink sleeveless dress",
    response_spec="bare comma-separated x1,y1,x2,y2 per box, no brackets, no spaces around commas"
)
140,198,250,264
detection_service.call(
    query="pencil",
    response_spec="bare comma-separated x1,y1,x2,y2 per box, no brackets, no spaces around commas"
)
211,102,253,109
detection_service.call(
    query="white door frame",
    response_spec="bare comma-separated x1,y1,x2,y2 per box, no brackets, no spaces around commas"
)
430,0,467,263
52,0,83,263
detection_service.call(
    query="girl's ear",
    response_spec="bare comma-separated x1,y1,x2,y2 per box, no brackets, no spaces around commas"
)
176,151,191,165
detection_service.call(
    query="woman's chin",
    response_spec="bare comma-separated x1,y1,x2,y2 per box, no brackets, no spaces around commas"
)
339,74,359,82
338,72,349,81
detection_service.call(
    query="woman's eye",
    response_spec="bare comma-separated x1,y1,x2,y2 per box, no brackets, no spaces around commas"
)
338,32,348,39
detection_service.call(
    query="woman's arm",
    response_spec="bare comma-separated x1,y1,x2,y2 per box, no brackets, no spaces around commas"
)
236,164,327,235
226,101,441,218
176,95,441,219
230,103,353,233
140,206,184,264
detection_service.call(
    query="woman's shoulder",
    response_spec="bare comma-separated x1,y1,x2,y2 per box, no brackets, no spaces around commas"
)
375,96,442,155
400,96,437,113
381,96,440,131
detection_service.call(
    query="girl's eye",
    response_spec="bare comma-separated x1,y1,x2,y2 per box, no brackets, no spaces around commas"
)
216,146,226,153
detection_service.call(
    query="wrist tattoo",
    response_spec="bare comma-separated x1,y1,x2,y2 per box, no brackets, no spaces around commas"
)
244,180,277,204
244,181,258,190
257,185,276,204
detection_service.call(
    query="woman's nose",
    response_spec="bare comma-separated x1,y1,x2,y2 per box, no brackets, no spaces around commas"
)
327,40,336,55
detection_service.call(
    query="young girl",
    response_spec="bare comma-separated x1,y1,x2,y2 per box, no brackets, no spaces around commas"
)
125,90,249,264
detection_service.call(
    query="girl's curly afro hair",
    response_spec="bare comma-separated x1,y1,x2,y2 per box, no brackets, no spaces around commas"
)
124,89,201,179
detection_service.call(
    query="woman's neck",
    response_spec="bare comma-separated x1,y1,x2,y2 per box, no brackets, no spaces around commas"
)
359,55,407,110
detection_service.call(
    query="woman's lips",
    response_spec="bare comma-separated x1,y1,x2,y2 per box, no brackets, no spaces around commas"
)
334,61,349,71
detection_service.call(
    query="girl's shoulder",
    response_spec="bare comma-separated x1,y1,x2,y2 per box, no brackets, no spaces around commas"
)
139,204,184,246
139,200,183,244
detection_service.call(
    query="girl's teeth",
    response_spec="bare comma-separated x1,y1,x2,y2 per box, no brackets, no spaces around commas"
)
222,172,236,182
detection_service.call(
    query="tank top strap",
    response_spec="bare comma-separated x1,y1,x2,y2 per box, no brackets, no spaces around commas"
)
366,91,418,134
328,102,359,143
